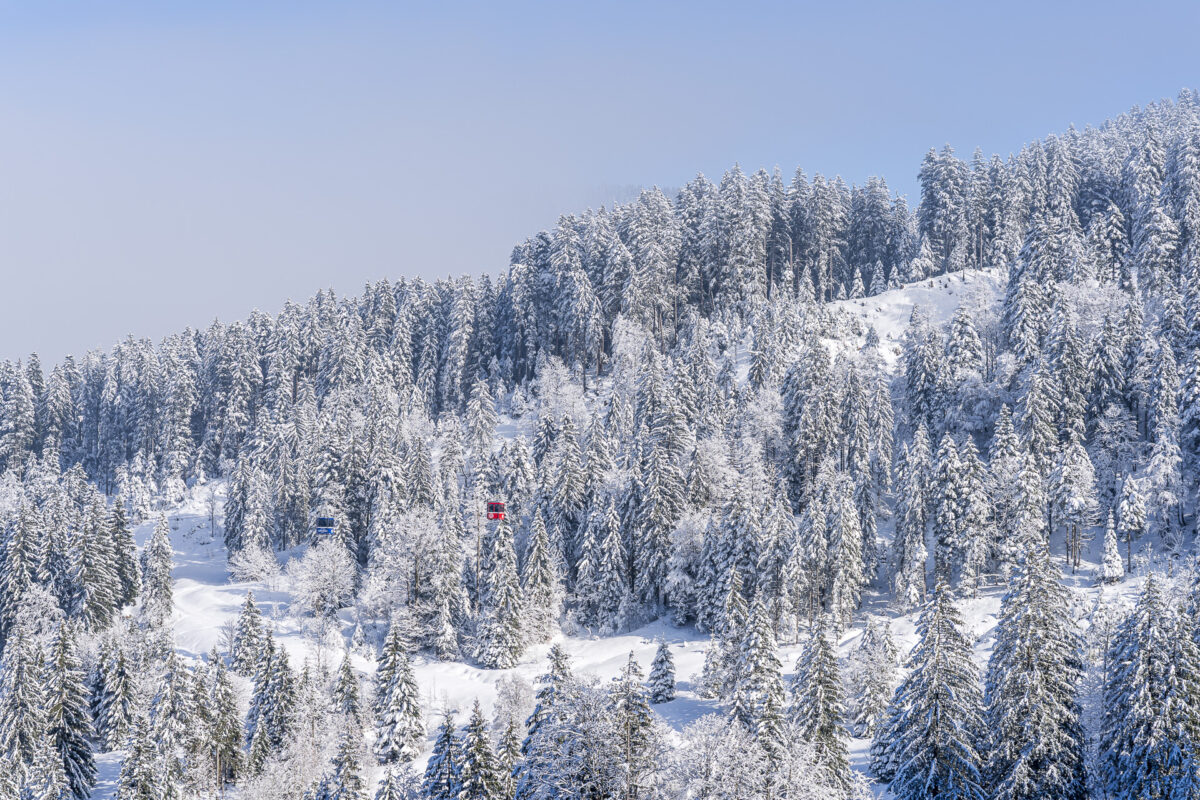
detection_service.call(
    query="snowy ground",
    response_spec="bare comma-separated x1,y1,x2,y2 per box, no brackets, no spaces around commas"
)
92,269,1174,797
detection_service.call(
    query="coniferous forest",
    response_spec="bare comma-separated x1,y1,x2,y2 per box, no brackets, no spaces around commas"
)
4,89,1200,799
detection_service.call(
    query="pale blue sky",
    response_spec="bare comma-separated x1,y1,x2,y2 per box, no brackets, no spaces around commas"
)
0,0,1196,361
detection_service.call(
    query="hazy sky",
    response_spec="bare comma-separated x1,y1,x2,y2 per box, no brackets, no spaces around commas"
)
0,1,1196,362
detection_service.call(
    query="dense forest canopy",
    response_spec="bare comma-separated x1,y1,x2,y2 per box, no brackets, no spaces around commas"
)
2,89,1200,799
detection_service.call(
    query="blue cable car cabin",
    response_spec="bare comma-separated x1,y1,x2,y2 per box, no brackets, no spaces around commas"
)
315,516,335,535
486,502,506,521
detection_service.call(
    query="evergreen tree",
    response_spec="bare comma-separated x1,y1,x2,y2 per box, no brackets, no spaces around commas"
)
519,512,561,644
610,651,658,797
92,640,135,750
648,641,676,704
0,626,46,772
45,624,96,800
373,645,423,765
893,427,931,610
1117,477,1148,572
475,517,524,669
114,722,159,800
231,590,266,674
140,513,174,626
872,582,986,800
459,700,501,800
422,712,463,800
1101,576,1200,799
787,616,851,793
984,541,1086,800
844,617,899,738
1100,510,1124,584
734,597,786,758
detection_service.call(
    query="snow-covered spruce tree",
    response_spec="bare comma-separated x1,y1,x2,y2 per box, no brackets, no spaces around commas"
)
1117,476,1148,572
458,699,500,800
373,767,418,800
892,425,931,610
329,727,367,800
988,404,1023,571
0,625,46,772
733,597,786,758
827,476,865,633
475,516,524,669
520,511,562,644
573,495,630,634
422,712,463,800
610,651,660,797
149,649,194,787
1100,510,1124,584
45,623,96,800
245,633,296,772
203,650,242,789
231,590,267,674
114,721,160,800
515,645,574,800
92,638,135,750
699,568,748,699
140,513,174,626
984,540,1086,800
373,643,423,765
1100,575,1200,798
787,615,851,794
931,433,965,585
648,641,676,703
872,582,986,800
495,718,521,800
1048,430,1098,573
844,616,898,738
333,650,362,721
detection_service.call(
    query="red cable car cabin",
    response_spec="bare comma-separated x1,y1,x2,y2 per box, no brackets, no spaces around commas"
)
487,501,506,521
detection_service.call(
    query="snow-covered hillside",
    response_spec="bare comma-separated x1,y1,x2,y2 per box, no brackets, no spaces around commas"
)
86,267,1177,799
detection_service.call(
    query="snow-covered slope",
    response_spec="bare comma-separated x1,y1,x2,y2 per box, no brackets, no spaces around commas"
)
94,269,1164,797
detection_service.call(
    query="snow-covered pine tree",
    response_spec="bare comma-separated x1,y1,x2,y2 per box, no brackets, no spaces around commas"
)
1101,575,1200,799
149,650,194,787
699,568,748,699
1049,431,1098,573
45,623,96,800
519,511,561,644
329,727,367,800
333,650,361,721
140,513,175,626
787,615,851,793
984,540,1086,800
373,767,417,800
0,625,46,773
828,475,865,633
373,644,423,765
422,712,463,800
92,638,134,750
204,650,242,789
872,582,986,800
516,645,574,800
458,699,500,800
1100,510,1124,584
844,617,898,738
734,597,786,758
475,516,524,669
114,721,160,800
610,651,658,796
648,641,676,703
932,433,966,585
892,426,931,610
231,590,266,674
1117,476,1148,572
